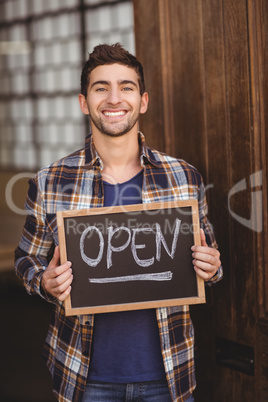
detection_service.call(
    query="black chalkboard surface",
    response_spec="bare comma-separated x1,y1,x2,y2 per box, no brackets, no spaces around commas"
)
57,200,205,316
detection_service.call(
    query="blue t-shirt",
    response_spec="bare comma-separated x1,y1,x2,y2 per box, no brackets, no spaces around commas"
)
87,170,166,383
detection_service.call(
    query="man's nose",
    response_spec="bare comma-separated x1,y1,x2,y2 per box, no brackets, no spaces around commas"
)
106,88,122,104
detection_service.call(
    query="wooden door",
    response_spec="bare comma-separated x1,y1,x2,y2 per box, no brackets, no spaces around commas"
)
133,0,268,400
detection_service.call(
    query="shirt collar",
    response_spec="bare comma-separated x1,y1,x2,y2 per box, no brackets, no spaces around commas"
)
83,131,161,170
84,133,102,170
138,131,161,168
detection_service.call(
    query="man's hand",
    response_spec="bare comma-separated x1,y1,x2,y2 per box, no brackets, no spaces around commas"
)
191,229,221,282
41,246,73,301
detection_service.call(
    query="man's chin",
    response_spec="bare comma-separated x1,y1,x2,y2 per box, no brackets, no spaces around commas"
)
98,123,134,138
90,116,139,138
101,130,129,138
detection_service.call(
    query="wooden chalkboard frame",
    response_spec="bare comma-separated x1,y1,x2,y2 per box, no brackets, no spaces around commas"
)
57,199,205,316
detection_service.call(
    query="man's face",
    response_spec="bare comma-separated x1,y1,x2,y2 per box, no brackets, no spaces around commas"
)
79,63,148,138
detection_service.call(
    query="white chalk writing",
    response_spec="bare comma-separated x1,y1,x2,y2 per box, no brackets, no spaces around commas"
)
80,218,181,283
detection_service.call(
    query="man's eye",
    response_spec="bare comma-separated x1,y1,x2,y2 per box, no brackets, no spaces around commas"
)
122,87,133,91
96,87,106,92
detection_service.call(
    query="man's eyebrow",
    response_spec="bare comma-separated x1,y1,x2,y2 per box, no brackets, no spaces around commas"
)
90,80,110,89
119,80,138,88
90,79,138,89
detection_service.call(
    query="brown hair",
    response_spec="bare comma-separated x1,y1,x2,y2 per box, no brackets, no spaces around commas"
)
80,43,145,97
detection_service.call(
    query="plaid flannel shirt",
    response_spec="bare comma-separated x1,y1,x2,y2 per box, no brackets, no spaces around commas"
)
15,132,222,402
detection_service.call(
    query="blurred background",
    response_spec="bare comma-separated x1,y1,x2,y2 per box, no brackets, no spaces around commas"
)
0,0,134,401
1,0,268,401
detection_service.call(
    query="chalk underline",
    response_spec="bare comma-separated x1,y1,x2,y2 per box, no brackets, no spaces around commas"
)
88,271,173,283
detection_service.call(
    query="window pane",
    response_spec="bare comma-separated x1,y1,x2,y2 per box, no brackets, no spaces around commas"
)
0,0,134,170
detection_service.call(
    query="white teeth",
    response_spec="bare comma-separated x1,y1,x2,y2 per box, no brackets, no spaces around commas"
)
104,111,125,117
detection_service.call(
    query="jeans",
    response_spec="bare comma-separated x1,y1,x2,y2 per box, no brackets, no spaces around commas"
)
81,380,195,401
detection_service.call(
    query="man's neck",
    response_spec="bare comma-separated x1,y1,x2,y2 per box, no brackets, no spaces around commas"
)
92,130,142,184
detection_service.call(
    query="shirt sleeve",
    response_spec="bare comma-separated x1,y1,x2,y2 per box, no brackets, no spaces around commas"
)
198,179,223,285
14,174,58,304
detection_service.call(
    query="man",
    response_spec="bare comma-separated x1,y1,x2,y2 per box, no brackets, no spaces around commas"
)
15,43,222,402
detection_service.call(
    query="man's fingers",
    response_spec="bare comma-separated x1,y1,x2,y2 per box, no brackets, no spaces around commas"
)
50,269,73,292
194,266,211,281
200,229,208,247
193,258,215,272
192,229,208,252
192,250,219,265
42,268,73,300
53,261,72,277
48,246,61,269
42,247,73,300
57,286,72,302
191,229,221,281
43,261,71,282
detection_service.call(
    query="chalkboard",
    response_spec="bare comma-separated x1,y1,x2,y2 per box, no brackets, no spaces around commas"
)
57,200,205,316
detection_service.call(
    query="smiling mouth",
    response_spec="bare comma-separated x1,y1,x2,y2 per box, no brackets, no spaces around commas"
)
103,110,127,117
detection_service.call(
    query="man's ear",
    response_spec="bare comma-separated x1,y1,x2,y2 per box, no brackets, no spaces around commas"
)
78,94,89,115
140,92,149,115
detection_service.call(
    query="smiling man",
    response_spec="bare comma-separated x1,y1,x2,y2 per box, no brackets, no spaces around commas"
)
15,43,222,402
80,64,147,138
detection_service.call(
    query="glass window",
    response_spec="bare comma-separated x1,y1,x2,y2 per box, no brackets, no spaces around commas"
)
0,0,134,170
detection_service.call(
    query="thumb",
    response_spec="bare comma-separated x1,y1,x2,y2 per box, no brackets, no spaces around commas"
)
200,229,208,247
49,246,61,268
